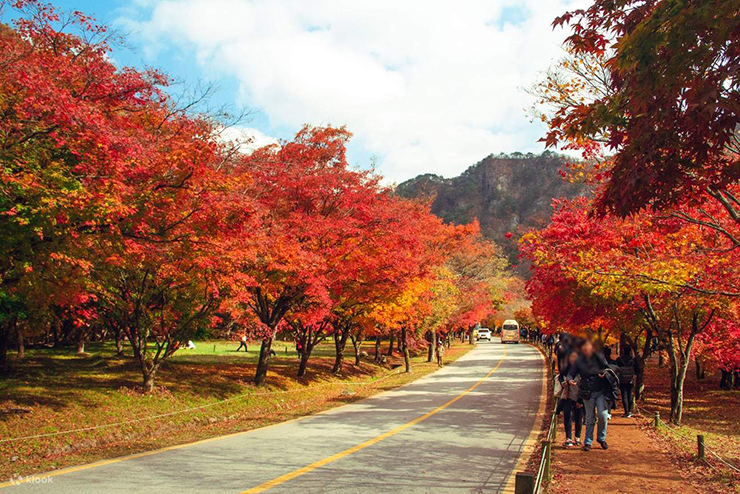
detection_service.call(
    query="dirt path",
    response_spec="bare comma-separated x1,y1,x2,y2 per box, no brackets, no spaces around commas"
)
549,414,698,493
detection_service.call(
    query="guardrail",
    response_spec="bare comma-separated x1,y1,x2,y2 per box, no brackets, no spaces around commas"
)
514,400,557,494
515,340,557,494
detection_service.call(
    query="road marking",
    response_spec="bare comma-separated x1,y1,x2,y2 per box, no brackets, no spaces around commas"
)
502,344,548,494
241,344,508,493
0,403,317,489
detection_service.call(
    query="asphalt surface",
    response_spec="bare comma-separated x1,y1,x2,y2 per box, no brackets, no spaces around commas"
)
2,339,544,494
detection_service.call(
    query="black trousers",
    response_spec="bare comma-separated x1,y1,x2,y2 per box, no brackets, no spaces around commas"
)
720,370,732,389
237,341,248,352
562,399,583,440
620,383,634,414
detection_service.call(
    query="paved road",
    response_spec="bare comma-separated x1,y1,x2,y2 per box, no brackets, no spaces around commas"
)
2,339,544,494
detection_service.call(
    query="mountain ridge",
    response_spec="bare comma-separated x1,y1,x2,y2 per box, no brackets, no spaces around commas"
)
395,151,587,269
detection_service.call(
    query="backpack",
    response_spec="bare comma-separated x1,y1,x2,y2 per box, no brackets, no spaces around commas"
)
553,376,563,397
602,366,621,397
619,357,636,383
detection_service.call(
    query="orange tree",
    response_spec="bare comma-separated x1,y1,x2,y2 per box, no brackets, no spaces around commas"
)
0,2,157,364
545,0,740,268
228,127,460,383
227,126,373,385
0,0,259,387
521,195,740,423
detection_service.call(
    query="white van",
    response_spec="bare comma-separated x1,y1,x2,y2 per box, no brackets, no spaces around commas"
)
501,320,520,344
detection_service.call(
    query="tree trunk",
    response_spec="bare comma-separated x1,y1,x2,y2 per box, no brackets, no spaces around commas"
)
16,324,24,360
351,330,364,366
665,325,698,425
427,332,436,363
52,323,60,348
142,366,157,392
720,369,731,389
333,326,349,375
374,337,382,363
254,337,274,386
77,329,85,354
297,345,311,377
0,322,10,367
634,331,651,401
669,365,685,425
386,331,395,357
401,327,411,373
695,356,705,380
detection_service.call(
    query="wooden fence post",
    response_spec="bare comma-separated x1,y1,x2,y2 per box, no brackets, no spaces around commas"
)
697,434,705,459
514,472,534,494
654,412,660,427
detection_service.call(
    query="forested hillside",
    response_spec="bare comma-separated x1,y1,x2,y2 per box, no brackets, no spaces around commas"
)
395,152,587,267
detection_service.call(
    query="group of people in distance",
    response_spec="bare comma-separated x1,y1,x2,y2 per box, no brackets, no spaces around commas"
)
552,333,641,451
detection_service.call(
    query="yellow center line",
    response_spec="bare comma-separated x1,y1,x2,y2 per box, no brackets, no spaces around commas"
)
241,344,508,493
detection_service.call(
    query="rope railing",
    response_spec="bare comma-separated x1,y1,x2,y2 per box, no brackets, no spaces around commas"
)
638,404,740,475
0,368,402,444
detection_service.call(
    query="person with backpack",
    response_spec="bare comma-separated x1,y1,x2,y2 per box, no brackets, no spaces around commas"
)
567,339,610,451
560,350,583,447
616,346,639,417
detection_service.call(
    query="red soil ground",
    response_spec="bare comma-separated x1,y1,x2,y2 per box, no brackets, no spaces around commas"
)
548,355,740,493
549,414,699,493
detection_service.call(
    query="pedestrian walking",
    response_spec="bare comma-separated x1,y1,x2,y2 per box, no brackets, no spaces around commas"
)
560,350,583,447
616,346,638,417
436,338,445,367
567,340,610,451
237,335,248,352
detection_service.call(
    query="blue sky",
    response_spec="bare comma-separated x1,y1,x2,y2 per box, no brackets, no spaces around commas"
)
15,0,586,183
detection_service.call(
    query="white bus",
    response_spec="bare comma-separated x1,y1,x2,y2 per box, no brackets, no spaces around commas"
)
501,319,520,344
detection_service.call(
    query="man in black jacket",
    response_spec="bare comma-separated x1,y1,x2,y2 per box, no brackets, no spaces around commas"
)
616,346,639,417
567,340,610,451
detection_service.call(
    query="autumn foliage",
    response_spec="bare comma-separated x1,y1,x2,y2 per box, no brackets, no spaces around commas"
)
0,1,507,389
523,0,740,426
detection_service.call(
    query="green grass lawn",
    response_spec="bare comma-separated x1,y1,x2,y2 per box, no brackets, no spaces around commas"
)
0,339,472,479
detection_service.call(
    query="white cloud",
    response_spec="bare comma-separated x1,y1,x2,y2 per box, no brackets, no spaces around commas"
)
123,0,589,182
219,126,279,152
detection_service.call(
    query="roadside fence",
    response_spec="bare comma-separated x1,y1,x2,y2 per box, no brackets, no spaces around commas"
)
640,404,740,476
0,368,402,445
514,340,557,494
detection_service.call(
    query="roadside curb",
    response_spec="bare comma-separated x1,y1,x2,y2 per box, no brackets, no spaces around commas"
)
0,344,477,490
502,342,550,493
